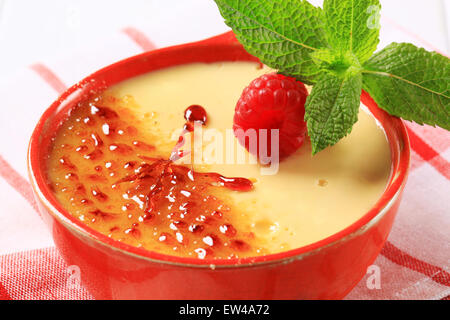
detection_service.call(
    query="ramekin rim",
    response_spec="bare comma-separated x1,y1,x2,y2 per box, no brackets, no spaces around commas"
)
27,34,411,269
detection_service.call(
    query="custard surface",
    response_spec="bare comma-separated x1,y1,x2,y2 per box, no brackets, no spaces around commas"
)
47,61,391,258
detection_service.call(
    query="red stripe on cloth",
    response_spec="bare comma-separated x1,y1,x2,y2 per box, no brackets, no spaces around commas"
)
122,27,156,51
0,283,12,300
381,241,450,287
0,247,94,300
30,63,67,94
407,127,450,179
442,295,450,300
0,155,38,212
408,123,450,153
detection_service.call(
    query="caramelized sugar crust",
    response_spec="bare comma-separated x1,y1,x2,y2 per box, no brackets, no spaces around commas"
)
47,93,267,259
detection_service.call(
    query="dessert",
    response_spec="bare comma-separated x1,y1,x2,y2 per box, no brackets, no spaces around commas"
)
30,0,441,299
46,61,391,259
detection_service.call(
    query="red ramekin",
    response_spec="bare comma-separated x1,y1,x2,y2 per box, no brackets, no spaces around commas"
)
27,32,410,300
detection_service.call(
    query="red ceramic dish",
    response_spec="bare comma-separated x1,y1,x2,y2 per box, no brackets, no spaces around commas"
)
28,31,410,299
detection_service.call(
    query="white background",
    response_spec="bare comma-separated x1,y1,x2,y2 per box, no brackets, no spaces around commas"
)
0,0,449,79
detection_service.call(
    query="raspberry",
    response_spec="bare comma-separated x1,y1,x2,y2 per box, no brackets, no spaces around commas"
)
233,72,308,160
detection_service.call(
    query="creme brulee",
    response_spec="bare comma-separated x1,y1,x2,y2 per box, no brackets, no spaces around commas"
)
46,61,391,259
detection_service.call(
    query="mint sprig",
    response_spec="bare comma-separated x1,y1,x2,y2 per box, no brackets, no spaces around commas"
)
215,0,450,154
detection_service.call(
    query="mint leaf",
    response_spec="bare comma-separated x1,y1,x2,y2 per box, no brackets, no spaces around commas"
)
305,70,362,154
362,43,450,130
214,0,328,84
323,0,381,63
